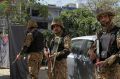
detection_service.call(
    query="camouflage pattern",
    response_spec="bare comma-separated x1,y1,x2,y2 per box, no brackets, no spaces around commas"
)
21,29,44,79
96,5,115,21
51,17,64,30
95,66,110,79
22,31,43,79
117,30,120,48
27,20,38,29
48,59,67,79
28,52,43,79
95,63,120,79
113,64,120,79
64,35,71,49
20,19,44,79
23,32,33,47
48,35,71,79
53,59,67,79
95,52,120,79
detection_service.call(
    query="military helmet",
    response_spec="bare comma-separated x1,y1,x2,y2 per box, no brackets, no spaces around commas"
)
51,17,64,30
27,19,38,28
96,5,115,21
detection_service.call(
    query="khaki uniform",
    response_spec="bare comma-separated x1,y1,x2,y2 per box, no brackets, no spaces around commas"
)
21,28,44,79
28,53,43,79
53,59,67,79
95,64,120,79
95,29,120,79
20,20,45,79
47,17,71,79
48,35,71,79
92,5,120,79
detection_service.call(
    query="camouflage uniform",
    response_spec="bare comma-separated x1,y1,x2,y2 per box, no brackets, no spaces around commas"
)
47,18,71,79
20,20,44,79
93,6,120,79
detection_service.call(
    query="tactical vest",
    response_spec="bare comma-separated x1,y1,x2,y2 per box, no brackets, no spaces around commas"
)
49,32,69,61
99,26,120,61
27,29,45,53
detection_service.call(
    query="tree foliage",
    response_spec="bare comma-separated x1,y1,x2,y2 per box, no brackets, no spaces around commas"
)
87,0,120,26
0,0,48,24
60,8,100,37
60,0,120,37
87,0,120,10
0,0,11,15
11,0,48,24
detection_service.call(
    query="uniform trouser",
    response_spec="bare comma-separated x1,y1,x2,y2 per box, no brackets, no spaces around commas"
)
95,63,120,79
28,52,43,79
48,59,68,79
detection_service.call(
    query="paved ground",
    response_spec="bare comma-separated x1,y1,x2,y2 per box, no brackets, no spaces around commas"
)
0,67,48,79
0,68,10,79
38,67,48,79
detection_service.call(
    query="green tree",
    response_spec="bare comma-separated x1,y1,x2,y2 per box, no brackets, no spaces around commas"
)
87,0,120,10
0,0,11,15
11,0,48,24
60,8,100,37
0,0,48,24
62,0,120,37
87,0,120,26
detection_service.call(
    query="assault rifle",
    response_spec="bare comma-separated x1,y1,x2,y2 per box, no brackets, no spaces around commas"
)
48,36,61,79
12,52,26,64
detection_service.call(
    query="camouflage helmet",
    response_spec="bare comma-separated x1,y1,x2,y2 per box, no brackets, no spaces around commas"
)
27,19,38,29
96,5,115,21
51,17,64,30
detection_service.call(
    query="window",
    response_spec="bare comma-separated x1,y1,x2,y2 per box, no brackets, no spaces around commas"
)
72,39,84,54
72,39,94,55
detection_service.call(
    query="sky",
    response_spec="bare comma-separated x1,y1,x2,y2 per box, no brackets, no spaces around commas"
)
39,0,76,6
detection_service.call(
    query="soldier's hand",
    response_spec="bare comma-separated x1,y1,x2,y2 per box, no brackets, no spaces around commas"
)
49,54,54,58
96,61,106,67
49,52,60,58
16,53,22,60
12,53,22,64
44,48,50,59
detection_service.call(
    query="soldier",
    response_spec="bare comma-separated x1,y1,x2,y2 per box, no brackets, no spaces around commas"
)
44,17,71,79
16,19,45,79
88,5,120,79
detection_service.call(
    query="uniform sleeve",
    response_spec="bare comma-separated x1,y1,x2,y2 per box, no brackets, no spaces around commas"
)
56,35,71,58
117,30,120,50
21,32,33,55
